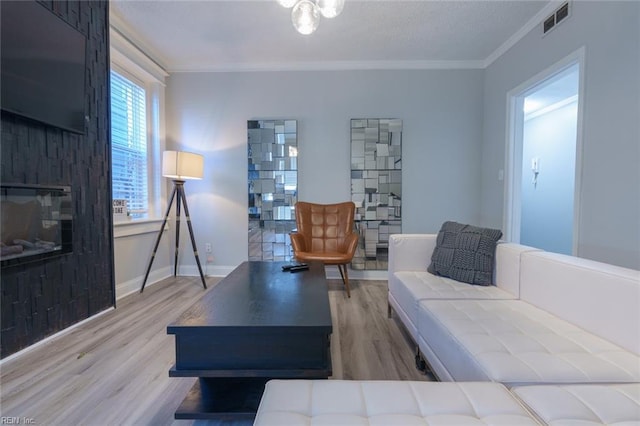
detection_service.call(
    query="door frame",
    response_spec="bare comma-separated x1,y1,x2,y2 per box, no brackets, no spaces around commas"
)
503,47,585,254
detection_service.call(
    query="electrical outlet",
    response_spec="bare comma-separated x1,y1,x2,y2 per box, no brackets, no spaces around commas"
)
205,243,212,253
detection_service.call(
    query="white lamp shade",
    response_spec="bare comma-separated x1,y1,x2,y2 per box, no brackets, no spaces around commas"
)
162,151,204,180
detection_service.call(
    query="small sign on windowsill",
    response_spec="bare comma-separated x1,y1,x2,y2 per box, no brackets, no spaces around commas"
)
113,199,129,221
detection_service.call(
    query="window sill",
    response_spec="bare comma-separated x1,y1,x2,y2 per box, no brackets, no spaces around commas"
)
114,218,166,238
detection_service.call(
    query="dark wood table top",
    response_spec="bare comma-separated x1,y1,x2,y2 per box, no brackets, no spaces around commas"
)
168,261,331,332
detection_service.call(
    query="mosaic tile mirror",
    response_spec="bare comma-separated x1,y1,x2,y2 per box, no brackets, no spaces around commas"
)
248,120,297,261
351,118,402,270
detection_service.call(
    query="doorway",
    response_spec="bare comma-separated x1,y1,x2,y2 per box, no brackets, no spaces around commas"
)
504,50,584,255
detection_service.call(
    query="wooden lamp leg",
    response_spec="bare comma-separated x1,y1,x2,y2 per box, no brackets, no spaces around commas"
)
177,184,207,290
140,184,178,293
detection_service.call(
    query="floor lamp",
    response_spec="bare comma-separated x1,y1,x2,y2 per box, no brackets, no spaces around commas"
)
140,150,207,293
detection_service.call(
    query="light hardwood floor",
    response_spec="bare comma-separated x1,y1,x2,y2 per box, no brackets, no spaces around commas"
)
0,274,431,425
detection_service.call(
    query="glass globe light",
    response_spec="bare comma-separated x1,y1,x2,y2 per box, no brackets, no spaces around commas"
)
317,0,345,18
278,0,297,8
291,0,320,35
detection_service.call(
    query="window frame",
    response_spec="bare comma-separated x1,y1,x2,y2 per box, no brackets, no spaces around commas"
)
109,25,168,236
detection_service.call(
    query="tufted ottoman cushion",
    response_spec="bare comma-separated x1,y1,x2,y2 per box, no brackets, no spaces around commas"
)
511,383,640,425
254,380,540,425
417,299,640,385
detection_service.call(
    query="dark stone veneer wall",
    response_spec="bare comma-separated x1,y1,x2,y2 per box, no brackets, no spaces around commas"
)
1,0,114,358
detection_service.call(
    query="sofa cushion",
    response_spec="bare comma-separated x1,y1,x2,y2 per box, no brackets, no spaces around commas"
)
389,271,516,333
493,242,541,298
511,383,640,426
393,272,516,301
428,221,502,285
417,299,640,385
254,380,540,426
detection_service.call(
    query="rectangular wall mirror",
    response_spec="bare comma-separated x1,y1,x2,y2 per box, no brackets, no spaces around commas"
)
248,120,298,261
351,118,402,270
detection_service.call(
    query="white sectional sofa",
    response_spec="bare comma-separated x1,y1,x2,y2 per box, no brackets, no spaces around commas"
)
253,233,640,425
389,234,640,385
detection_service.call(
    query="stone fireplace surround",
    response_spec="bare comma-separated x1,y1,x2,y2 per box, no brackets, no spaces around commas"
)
0,0,113,359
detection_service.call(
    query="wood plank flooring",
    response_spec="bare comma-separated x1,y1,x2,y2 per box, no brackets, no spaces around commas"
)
0,274,431,425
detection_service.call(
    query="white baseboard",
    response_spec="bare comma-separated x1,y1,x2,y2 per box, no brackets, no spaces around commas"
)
204,264,236,277
116,264,231,300
116,266,172,300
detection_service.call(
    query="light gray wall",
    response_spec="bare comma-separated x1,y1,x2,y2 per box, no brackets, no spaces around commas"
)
114,228,170,298
165,70,484,271
481,1,640,269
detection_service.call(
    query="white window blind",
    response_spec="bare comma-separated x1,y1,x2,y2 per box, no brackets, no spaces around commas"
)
110,70,148,217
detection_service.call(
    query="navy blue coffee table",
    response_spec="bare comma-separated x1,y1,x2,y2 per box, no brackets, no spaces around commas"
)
168,261,332,421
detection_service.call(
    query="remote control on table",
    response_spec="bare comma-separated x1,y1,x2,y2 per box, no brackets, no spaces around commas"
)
289,264,309,272
282,263,307,271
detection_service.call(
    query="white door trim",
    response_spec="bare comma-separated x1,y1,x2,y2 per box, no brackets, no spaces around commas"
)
503,46,585,254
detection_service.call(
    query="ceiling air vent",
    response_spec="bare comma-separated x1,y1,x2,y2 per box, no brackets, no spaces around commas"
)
543,2,571,35
544,15,556,33
556,2,569,23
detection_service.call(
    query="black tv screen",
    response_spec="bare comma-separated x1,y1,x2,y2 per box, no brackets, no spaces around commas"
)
1,1,87,134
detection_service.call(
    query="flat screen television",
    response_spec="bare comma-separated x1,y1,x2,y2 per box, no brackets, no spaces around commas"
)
1,1,87,134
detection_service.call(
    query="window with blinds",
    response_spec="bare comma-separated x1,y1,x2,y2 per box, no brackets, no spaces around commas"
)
110,70,148,218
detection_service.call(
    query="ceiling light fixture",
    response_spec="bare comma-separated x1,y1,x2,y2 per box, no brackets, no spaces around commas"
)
278,0,345,35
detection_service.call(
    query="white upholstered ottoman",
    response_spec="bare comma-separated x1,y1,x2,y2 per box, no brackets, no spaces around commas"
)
511,383,640,425
253,380,540,425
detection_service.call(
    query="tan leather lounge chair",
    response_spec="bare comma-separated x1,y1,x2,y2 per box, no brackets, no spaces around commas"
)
290,201,358,297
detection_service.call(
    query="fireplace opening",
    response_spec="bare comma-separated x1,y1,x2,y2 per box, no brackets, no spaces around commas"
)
1,184,72,268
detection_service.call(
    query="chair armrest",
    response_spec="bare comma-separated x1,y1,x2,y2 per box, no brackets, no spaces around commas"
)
343,233,358,258
290,232,306,253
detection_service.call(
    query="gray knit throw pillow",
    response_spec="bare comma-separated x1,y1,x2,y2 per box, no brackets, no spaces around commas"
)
427,221,503,285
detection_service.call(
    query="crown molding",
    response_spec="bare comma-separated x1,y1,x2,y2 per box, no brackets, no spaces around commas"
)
166,59,485,73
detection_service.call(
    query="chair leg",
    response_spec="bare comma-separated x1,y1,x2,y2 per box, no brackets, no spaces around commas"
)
338,264,351,298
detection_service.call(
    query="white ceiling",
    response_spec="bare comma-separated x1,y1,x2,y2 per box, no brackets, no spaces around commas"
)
110,0,557,72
